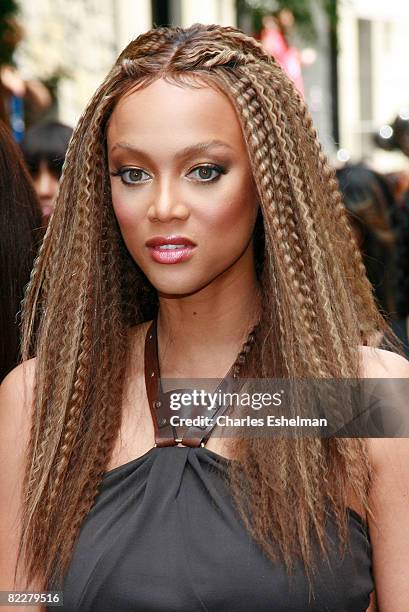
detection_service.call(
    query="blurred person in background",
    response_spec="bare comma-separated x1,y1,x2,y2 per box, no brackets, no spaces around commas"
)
375,111,409,158
337,163,409,356
373,111,409,356
0,13,51,139
336,163,397,318
260,9,316,96
21,121,73,225
393,196,409,357
0,119,42,381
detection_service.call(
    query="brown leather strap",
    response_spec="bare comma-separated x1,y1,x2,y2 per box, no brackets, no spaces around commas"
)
144,318,177,447
144,317,246,448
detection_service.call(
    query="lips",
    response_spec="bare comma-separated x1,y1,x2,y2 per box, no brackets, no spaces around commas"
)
145,235,196,248
145,235,197,264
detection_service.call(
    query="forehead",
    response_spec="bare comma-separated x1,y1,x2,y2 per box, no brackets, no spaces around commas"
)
106,77,246,151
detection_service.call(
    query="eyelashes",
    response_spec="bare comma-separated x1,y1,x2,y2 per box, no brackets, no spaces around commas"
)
187,165,225,182
110,168,150,184
109,163,226,186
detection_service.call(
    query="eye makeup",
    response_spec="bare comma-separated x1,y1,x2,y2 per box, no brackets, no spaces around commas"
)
110,163,227,186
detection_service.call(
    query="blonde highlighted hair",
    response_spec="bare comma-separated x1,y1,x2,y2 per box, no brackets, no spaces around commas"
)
18,23,395,589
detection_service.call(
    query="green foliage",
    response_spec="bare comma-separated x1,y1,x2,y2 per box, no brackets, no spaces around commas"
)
237,0,338,40
0,0,20,65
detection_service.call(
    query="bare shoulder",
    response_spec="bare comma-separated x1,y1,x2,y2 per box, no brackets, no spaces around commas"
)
358,346,409,462
0,356,37,391
359,345,409,379
0,357,37,488
0,358,37,440
356,347,409,608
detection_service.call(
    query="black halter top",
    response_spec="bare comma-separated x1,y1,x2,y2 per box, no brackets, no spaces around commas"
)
49,321,374,611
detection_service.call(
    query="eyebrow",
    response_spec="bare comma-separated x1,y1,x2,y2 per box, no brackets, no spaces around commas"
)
109,139,233,159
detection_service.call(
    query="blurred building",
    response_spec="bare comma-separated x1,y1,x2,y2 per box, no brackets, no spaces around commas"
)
294,3,335,159
337,0,409,170
14,0,235,127
12,0,337,159
14,0,409,173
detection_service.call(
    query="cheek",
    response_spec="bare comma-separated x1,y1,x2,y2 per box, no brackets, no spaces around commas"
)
110,186,147,266
110,183,144,230
201,179,257,238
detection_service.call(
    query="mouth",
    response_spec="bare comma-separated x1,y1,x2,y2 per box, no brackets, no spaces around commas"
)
41,205,53,217
145,235,197,264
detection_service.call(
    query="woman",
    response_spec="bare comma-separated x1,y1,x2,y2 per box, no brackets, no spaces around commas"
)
1,24,408,611
393,194,409,357
260,10,305,95
0,120,42,381
20,121,73,225
336,163,397,317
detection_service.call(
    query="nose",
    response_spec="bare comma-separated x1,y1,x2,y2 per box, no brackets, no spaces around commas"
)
147,178,189,223
37,169,55,198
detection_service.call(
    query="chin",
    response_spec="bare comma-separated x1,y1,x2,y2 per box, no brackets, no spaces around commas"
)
151,278,206,298
146,269,218,298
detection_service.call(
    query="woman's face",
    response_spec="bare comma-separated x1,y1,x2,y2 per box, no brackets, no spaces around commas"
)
32,159,60,224
107,77,259,296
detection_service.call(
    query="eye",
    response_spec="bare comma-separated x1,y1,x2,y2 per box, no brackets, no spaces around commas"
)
186,164,225,183
110,167,151,185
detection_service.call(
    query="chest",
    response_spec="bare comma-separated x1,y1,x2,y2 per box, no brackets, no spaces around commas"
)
108,343,367,521
56,448,374,612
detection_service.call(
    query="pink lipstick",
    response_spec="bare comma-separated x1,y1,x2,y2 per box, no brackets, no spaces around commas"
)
145,235,196,264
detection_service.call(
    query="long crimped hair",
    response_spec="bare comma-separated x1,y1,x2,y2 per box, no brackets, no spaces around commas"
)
18,23,396,590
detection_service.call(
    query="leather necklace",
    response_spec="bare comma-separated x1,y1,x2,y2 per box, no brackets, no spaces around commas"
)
144,316,259,448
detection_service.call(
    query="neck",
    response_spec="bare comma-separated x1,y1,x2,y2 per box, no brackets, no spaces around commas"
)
155,254,261,378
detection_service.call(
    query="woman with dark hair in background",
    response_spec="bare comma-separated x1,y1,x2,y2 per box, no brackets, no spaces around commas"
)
0,120,42,381
20,121,73,225
337,162,409,356
374,111,409,356
336,163,397,317
393,196,409,356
